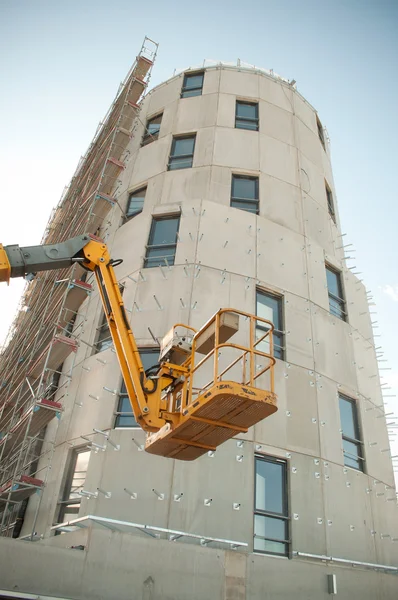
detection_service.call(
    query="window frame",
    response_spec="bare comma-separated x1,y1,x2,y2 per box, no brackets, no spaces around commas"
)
114,348,160,428
235,100,259,131
256,288,285,360
325,181,336,223
125,186,147,221
231,174,259,215
181,71,204,98
339,394,365,472
144,214,180,269
56,447,90,526
317,116,326,150
168,135,196,171
141,113,163,146
254,454,290,557
93,312,113,354
325,264,346,322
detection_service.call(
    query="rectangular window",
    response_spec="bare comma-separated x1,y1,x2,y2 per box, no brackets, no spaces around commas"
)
326,265,346,321
181,71,204,98
57,448,90,524
125,186,146,220
256,289,284,360
325,182,335,222
144,216,180,268
94,312,112,353
317,116,325,150
339,395,364,472
142,114,162,146
168,135,196,170
115,349,159,428
254,455,289,556
235,101,259,131
231,175,259,214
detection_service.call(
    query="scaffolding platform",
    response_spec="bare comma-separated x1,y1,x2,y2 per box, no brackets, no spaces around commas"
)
60,279,92,327
0,399,62,458
145,382,277,461
0,475,43,504
29,335,78,379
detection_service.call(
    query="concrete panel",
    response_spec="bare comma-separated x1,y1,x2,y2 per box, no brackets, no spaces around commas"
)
169,440,254,543
259,100,295,146
302,194,335,256
158,100,179,138
344,272,374,341
316,375,344,465
312,308,358,389
88,433,175,529
202,68,221,95
213,128,260,171
323,462,377,563
257,220,307,298
306,243,329,310
289,452,327,555
259,134,298,187
196,201,256,277
129,134,170,185
286,366,319,455
208,165,232,207
260,174,303,235
147,74,183,114
360,397,395,486
254,360,288,450
220,69,259,99
258,76,294,113
112,212,152,278
216,93,235,129
297,119,324,171
194,127,216,167
293,94,317,134
130,267,193,341
284,293,314,370
175,93,218,133
352,333,383,407
371,487,398,566
299,152,328,208
162,166,211,205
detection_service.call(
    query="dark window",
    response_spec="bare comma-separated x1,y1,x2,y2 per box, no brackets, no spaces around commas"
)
126,187,146,220
339,395,364,472
326,266,346,321
231,175,259,214
181,72,204,98
168,136,196,170
142,114,162,146
236,101,259,131
144,216,180,268
94,312,112,353
325,182,335,222
254,455,289,556
115,349,159,428
317,116,325,150
256,290,284,360
57,448,90,524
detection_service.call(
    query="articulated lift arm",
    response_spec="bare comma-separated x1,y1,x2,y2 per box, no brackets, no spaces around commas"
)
0,234,171,431
0,234,277,460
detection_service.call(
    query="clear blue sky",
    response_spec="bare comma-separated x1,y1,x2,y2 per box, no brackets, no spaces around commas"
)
0,1,397,448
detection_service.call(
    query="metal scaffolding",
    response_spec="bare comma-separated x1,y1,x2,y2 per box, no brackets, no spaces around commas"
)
0,37,158,538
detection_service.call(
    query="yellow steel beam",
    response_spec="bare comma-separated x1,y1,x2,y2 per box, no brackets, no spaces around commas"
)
0,245,11,284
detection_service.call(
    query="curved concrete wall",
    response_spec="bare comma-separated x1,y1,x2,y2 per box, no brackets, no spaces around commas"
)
18,65,398,599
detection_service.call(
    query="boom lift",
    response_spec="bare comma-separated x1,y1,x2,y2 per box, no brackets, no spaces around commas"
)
0,234,277,460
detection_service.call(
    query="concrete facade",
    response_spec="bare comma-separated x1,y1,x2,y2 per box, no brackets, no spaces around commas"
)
0,64,397,599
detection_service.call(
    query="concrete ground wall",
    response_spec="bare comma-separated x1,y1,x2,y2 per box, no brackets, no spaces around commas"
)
4,65,396,599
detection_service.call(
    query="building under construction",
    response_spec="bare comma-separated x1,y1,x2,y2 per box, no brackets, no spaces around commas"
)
0,38,397,599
